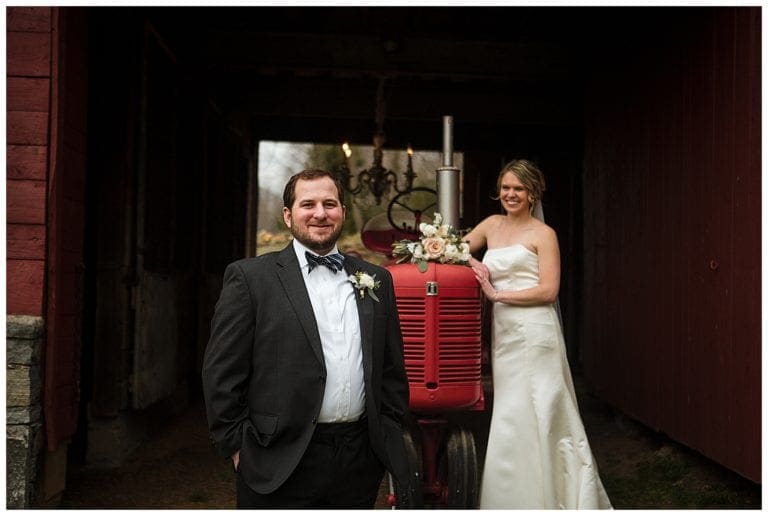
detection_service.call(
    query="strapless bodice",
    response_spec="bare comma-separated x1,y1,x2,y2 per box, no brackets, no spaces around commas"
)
482,244,540,292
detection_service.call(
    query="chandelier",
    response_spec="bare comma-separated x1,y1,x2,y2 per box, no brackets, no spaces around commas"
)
337,78,417,205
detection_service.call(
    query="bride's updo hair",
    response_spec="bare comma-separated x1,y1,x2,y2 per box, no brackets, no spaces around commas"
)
494,159,546,213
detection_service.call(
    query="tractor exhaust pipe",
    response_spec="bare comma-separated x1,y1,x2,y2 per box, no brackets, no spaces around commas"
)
437,115,461,228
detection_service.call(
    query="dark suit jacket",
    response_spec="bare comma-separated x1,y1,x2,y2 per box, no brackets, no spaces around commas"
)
202,244,410,495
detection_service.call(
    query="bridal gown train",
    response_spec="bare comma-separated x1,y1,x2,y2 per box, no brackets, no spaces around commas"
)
480,244,612,509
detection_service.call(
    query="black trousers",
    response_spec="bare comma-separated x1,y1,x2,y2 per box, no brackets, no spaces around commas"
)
236,419,385,509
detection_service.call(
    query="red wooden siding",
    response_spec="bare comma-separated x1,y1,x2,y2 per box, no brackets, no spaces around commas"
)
6,32,51,76
7,145,48,180
6,6,51,316
6,6,88,449
582,8,760,482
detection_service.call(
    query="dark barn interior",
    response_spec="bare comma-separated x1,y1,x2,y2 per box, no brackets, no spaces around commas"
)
82,5,595,462
24,5,756,503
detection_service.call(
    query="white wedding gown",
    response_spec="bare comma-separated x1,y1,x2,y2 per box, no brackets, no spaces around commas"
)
480,244,612,509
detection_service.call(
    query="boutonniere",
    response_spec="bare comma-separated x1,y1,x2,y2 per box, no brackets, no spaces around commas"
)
348,271,381,302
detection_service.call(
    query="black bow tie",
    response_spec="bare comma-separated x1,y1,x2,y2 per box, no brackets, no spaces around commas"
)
305,251,345,273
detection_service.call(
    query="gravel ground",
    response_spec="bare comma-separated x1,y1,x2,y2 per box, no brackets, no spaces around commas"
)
60,378,761,509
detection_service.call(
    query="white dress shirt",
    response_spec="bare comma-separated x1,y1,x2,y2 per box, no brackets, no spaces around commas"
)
292,239,366,423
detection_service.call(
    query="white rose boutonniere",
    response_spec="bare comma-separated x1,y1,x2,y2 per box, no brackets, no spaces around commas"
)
348,271,381,301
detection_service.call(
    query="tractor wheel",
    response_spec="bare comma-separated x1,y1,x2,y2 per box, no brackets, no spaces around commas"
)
442,426,479,508
392,427,424,509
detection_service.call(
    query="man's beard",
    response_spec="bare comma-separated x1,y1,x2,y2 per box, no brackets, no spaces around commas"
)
291,224,343,254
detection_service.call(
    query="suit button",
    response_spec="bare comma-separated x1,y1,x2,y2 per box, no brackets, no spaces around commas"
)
311,417,318,425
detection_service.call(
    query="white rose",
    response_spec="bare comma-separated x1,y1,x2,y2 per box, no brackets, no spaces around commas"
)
420,223,437,237
459,242,471,262
360,274,375,289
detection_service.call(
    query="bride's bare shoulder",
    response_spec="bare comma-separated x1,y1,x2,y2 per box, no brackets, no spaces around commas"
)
474,214,504,230
533,221,558,242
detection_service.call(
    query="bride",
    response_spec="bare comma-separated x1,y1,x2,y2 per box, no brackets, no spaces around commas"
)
463,159,612,509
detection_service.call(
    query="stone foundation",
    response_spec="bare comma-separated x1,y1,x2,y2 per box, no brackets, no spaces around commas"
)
6,315,45,508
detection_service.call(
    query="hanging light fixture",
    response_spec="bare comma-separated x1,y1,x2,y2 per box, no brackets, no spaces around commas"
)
337,77,417,205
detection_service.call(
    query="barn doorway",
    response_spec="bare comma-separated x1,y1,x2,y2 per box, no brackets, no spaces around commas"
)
254,140,464,264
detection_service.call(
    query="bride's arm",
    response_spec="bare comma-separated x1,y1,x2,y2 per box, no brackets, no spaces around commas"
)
462,218,490,255
463,218,492,276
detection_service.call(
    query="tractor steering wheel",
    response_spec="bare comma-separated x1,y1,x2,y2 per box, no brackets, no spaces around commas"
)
387,187,438,234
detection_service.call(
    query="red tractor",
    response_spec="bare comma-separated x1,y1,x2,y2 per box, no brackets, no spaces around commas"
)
361,189,485,509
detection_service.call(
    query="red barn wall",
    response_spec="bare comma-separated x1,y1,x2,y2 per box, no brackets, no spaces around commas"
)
582,8,760,482
7,6,88,450
7,7,52,316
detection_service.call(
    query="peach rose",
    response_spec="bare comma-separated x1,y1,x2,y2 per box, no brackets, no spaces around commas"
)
422,237,446,260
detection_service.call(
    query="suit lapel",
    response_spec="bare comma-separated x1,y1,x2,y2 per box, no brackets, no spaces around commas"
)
275,245,325,367
345,256,374,383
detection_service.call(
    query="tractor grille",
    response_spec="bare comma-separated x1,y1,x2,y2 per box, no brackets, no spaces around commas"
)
397,295,482,385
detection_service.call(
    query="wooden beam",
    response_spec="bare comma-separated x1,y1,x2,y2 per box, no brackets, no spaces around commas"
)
221,75,581,127
200,30,579,83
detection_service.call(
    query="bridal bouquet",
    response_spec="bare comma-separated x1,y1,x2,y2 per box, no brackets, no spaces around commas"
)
391,212,471,273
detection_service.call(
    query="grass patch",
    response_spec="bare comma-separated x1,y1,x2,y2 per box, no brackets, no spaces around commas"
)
216,460,234,481
604,453,760,509
188,491,211,503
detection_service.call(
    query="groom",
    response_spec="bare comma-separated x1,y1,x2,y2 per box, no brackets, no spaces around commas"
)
202,168,410,508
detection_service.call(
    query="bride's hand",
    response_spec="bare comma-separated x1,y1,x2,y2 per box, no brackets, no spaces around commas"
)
469,258,490,277
471,265,496,300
